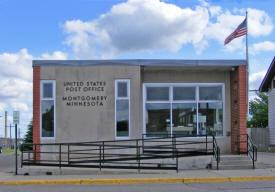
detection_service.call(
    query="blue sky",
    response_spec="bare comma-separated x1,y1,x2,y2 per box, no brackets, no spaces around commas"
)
0,0,274,138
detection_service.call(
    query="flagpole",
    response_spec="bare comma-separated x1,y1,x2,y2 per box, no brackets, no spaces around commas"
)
246,11,249,116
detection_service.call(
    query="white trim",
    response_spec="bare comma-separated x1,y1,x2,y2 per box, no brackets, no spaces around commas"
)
143,83,225,138
115,79,130,139
40,80,56,140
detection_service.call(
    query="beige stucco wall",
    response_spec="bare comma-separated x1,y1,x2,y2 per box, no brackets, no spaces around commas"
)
40,65,142,143
40,65,231,153
142,70,231,153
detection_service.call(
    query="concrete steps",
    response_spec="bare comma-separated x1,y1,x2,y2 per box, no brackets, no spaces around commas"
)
212,155,254,170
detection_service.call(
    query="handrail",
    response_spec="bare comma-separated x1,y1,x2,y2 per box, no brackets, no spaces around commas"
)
21,134,217,171
212,136,220,170
233,134,257,169
247,134,257,169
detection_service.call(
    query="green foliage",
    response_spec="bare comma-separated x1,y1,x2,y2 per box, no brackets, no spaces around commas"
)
2,148,20,154
22,120,33,150
247,93,268,128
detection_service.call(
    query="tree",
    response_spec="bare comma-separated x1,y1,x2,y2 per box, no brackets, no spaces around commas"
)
22,120,33,150
247,93,268,128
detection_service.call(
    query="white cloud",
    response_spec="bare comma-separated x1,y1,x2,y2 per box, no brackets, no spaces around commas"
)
21,113,33,120
0,49,33,81
0,49,68,102
11,102,29,112
209,6,222,17
0,78,32,100
250,41,275,55
249,71,266,90
205,7,273,52
198,0,209,7
247,8,273,37
63,0,273,57
0,49,68,81
0,103,7,113
41,51,68,60
63,0,209,58
0,49,68,136
205,10,246,52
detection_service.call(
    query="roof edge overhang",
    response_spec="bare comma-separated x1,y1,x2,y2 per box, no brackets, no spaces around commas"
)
33,59,246,68
259,57,275,92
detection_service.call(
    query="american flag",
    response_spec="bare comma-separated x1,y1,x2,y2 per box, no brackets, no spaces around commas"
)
224,18,247,45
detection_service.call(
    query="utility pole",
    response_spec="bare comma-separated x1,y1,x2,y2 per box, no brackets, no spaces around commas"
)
15,123,18,175
10,124,12,149
13,111,20,175
5,111,8,138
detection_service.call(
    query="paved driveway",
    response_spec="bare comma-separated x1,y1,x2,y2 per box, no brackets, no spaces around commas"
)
256,152,275,168
0,153,19,173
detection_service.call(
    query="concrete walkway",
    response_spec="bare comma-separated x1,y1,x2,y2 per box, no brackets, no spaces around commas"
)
0,152,274,185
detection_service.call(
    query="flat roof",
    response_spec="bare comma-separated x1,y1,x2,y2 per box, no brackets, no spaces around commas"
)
33,59,246,67
259,57,275,92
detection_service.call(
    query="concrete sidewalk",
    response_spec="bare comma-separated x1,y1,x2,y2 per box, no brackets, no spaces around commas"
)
1,167,275,185
0,152,275,185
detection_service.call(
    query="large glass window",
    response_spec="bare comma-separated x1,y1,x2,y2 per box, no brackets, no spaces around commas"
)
172,103,197,136
115,80,130,138
144,84,224,137
173,87,195,101
198,103,223,136
147,87,169,101
41,80,55,138
199,86,222,100
145,103,170,136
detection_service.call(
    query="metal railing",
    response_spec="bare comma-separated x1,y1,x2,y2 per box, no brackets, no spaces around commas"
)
247,134,257,169
21,134,218,171
212,136,220,170
234,134,257,168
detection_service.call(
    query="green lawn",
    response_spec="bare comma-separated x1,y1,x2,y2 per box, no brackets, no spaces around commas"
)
2,148,20,154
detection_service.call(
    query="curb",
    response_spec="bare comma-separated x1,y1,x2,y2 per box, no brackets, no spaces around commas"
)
0,176,275,185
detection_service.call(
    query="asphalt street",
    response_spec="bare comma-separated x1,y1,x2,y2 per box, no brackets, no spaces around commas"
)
1,181,275,192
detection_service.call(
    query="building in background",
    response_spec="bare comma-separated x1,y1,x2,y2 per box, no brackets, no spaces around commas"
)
33,59,247,154
259,57,275,149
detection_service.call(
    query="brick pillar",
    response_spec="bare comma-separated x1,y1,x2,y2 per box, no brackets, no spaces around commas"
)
230,66,247,154
33,66,40,160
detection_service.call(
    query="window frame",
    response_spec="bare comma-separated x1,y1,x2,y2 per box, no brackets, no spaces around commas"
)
40,80,56,139
143,83,225,138
115,79,130,139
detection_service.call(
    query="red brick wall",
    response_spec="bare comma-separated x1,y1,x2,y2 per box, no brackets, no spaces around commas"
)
230,66,247,153
33,66,40,160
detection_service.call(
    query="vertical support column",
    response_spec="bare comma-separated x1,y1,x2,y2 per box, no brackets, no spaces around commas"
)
33,66,41,161
230,66,247,154
238,66,248,153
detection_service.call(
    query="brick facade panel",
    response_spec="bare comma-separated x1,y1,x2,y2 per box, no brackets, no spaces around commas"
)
230,66,247,153
33,66,40,160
